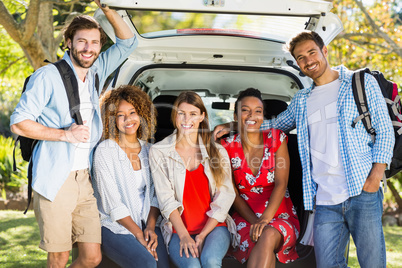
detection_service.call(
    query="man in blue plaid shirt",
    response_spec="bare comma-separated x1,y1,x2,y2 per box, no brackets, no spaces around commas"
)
214,31,394,267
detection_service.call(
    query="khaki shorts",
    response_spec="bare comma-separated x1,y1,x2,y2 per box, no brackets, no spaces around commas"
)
33,169,101,252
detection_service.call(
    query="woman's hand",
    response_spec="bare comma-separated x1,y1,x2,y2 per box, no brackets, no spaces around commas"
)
179,234,199,258
249,218,269,243
136,231,158,261
194,233,206,254
144,227,159,260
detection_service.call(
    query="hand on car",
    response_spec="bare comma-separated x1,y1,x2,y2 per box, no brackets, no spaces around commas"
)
93,0,109,10
65,121,90,143
179,234,199,258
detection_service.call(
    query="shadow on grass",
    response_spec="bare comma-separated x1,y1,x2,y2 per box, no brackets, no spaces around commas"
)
0,216,39,246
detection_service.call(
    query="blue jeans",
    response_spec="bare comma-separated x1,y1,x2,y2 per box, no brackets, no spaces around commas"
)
168,226,230,268
101,226,169,268
313,189,386,268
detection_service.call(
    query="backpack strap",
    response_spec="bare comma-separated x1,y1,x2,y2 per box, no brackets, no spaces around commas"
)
95,73,100,96
23,161,33,214
351,68,376,142
23,59,85,214
351,68,390,191
53,60,83,125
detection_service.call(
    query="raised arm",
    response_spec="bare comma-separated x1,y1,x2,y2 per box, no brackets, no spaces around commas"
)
94,0,134,40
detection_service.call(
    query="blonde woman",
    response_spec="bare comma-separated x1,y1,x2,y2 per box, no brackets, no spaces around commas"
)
92,85,169,268
149,91,236,268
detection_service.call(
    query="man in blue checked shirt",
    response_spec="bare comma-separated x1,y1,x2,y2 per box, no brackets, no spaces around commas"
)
214,31,394,268
10,1,137,267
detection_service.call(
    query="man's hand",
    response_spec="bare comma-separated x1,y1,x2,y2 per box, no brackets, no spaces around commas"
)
93,0,134,40
212,122,232,141
94,0,109,11
362,163,386,193
64,121,90,143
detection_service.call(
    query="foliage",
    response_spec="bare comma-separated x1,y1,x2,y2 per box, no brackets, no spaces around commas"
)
329,0,402,84
0,136,27,200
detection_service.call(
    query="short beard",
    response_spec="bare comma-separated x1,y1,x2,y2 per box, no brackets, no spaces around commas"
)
70,43,99,69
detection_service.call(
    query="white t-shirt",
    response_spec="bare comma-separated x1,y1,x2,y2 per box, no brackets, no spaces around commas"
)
307,79,349,205
71,78,94,171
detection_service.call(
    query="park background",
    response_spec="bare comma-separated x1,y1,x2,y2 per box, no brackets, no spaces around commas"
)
0,0,401,267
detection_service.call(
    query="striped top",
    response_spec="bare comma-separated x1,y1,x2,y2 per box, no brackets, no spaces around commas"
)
92,139,159,235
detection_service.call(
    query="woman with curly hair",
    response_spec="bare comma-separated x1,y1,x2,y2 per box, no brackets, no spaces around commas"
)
92,85,169,268
149,91,237,268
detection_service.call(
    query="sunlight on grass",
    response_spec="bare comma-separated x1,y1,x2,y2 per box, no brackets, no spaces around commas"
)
348,226,402,268
1,210,401,267
0,210,73,268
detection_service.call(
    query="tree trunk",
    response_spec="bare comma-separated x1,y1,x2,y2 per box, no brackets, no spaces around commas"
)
388,179,402,212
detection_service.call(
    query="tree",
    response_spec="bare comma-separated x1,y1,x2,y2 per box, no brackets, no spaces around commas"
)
329,0,402,82
0,0,95,71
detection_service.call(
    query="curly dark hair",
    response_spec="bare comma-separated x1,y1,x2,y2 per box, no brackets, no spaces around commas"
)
234,87,264,116
100,85,157,142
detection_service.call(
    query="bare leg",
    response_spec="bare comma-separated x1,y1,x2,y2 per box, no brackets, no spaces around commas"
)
69,242,102,268
47,251,70,268
247,226,282,268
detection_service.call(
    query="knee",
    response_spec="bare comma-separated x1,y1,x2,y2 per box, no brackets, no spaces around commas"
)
142,255,157,268
80,251,102,267
48,251,70,267
200,254,222,268
259,227,281,250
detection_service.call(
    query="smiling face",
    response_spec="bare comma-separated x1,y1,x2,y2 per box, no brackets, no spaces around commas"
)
235,96,264,133
175,102,205,136
67,28,101,69
293,40,330,83
115,99,140,138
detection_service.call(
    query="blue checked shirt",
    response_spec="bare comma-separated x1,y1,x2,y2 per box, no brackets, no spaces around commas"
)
261,65,395,210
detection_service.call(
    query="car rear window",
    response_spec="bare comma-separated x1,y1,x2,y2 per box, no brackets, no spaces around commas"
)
127,10,312,43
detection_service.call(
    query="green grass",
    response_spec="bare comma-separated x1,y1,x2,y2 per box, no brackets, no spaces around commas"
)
347,225,402,268
0,211,72,268
0,210,401,267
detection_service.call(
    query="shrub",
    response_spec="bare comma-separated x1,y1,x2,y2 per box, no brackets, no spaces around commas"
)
0,135,27,200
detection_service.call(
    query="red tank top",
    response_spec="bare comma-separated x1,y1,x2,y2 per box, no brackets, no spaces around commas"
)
176,164,226,234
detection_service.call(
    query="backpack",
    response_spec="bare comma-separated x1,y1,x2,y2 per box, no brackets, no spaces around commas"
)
351,68,402,180
12,59,99,214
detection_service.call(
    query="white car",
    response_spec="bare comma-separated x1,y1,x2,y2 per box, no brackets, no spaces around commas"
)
95,1,343,267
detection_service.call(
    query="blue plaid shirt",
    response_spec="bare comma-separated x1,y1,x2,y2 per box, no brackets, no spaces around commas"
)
261,65,395,210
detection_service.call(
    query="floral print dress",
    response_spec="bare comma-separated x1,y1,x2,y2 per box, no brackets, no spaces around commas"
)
222,129,300,264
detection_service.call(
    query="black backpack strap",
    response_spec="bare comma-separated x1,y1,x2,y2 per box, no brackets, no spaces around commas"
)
351,69,376,142
23,160,33,214
13,137,19,172
53,60,83,125
95,73,100,96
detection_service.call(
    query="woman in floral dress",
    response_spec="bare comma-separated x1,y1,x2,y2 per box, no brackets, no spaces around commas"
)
221,88,299,267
